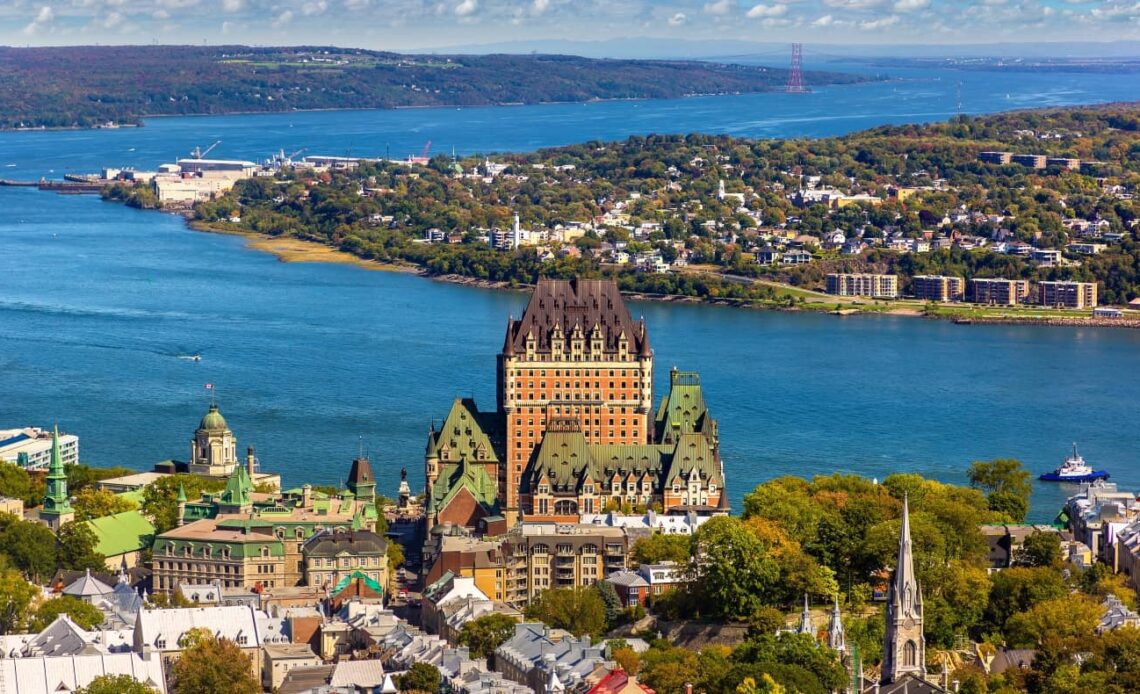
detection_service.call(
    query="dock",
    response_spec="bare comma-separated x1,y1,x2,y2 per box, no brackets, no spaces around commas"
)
0,178,106,193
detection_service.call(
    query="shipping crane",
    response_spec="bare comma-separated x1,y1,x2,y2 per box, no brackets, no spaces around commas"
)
189,140,221,159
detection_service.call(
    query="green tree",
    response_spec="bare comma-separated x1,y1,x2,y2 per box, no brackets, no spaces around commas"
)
596,580,624,629
57,521,106,572
397,662,442,693
32,595,105,631
1018,531,1062,568
631,533,691,565
524,587,607,637
73,488,137,521
66,464,134,494
690,516,781,619
967,459,1032,522
74,674,157,694
0,516,57,580
982,567,1068,637
641,644,699,694
0,463,33,505
457,613,518,660
1005,594,1102,648
168,628,259,694
0,569,38,634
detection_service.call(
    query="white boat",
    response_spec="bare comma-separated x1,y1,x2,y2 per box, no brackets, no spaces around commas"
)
1039,443,1109,482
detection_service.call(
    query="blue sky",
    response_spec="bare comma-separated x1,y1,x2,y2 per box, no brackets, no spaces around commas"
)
2,1,1138,50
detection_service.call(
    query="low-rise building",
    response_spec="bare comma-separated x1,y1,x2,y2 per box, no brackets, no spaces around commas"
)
263,643,322,691
134,604,269,680
826,273,899,299
1030,249,1063,267
969,278,1031,305
604,570,649,608
494,623,608,693
1039,281,1098,309
1011,154,1047,169
1065,481,1140,562
912,275,965,302
637,561,685,600
0,427,78,470
979,525,1062,570
82,510,156,570
302,529,388,598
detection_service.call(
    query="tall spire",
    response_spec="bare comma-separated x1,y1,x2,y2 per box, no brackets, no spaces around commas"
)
881,493,926,684
39,425,74,528
798,593,814,635
828,594,846,654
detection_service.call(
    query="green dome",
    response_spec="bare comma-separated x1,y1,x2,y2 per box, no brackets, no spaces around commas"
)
198,404,228,432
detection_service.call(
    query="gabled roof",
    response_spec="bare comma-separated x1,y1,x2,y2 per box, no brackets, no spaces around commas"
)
0,652,167,694
430,456,500,517
430,398,502,465
219,464,253,508
135,604,262,650
653,370,713,442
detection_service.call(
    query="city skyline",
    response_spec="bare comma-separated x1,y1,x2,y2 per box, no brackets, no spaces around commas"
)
2,0,1138,52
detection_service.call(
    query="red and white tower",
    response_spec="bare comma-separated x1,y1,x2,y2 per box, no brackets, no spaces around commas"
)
786,43,810,94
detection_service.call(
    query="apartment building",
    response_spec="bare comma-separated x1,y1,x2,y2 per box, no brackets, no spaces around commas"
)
825,273,899,299
1039,281,1098,309
911,275,965,302
968,278,1031,306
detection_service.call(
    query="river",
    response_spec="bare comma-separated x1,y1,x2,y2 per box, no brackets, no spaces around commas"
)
2,63,1139,520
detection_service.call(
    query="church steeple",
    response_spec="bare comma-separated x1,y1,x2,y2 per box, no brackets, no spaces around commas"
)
39,426,74,530
828,595,846,654
881,494,926,684
797,593,814,635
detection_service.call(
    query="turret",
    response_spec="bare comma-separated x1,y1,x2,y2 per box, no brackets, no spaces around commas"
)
828,594,846,654
798,593,814,636
176,481,187,528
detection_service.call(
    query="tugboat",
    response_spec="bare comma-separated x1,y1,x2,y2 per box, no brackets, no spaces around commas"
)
1039,444,1110,482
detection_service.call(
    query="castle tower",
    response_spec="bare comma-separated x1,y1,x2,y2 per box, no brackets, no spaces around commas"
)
499,279,653,524
347,455,376,503
881,494,926,684
39,426,74,531
828,595,846,655
189,404,238,477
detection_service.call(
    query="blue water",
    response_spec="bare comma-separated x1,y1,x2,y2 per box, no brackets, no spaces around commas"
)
2,63,1139,521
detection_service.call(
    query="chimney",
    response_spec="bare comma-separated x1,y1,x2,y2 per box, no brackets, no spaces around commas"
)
246,446,256,480
684,684,693,694
302,484,312,509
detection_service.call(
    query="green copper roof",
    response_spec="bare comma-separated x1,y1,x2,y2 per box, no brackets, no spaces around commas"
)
198,404,229,432
429,455,500,517
83,510,156,557
332,570,384,596
219,464,253,508
654,370,713,443
42,425,72,515
430,398,502,465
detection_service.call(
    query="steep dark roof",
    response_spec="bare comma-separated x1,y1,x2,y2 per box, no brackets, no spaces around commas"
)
347,457,374,487
504,279,650,355
302,530,387,558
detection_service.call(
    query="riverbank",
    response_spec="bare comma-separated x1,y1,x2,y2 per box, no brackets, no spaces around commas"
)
173,219,1140,329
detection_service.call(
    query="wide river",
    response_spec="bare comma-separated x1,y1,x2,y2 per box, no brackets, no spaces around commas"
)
2,63,1139,520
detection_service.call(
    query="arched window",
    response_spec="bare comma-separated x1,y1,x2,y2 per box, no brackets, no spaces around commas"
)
554,500,578,515
904,641,917,667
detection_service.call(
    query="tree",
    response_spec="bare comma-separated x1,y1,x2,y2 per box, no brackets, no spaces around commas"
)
32,595,105,631
398,662,441,693
0,517,57,580
632,533,691,566
640,644,699,694
967,459,1032,522
1005,594,1102,648
0,569,38,634
1018,531,1062,568
168,628,259,694
690,516,781,619
141,475,225,534
612,645,641,675
596,580,624,629
73,488,137,521
66,464,134,494
57,521,106,572
0,463,33,505
457,613,518,660
75,674,157,694
524,587,607,637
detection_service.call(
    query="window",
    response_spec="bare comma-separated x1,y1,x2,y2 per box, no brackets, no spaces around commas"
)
904,641,917,667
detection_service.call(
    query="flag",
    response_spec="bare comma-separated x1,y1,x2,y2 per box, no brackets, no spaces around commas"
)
204,383,214,390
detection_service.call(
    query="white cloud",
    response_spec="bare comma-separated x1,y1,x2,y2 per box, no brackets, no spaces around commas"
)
220,19,235,33
668,11,687,25
221,0,244,12
824,0,883,8
271,8,293,27
746,3,787,18
894,0,928,11
860,14,899,28
1091,2,1140,20
454,0,477,17
302,0,327,16
811,13,834,25
101,10,124,28
704,0,733,16
22,5,54,35
533,0,550,13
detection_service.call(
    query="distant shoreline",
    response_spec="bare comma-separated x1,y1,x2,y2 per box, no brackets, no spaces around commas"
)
184,220,1140,330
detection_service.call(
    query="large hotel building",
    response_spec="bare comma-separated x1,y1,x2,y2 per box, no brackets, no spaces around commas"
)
425,279,726,531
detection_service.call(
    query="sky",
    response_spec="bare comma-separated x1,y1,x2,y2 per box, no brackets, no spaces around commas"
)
2,0,1138,51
